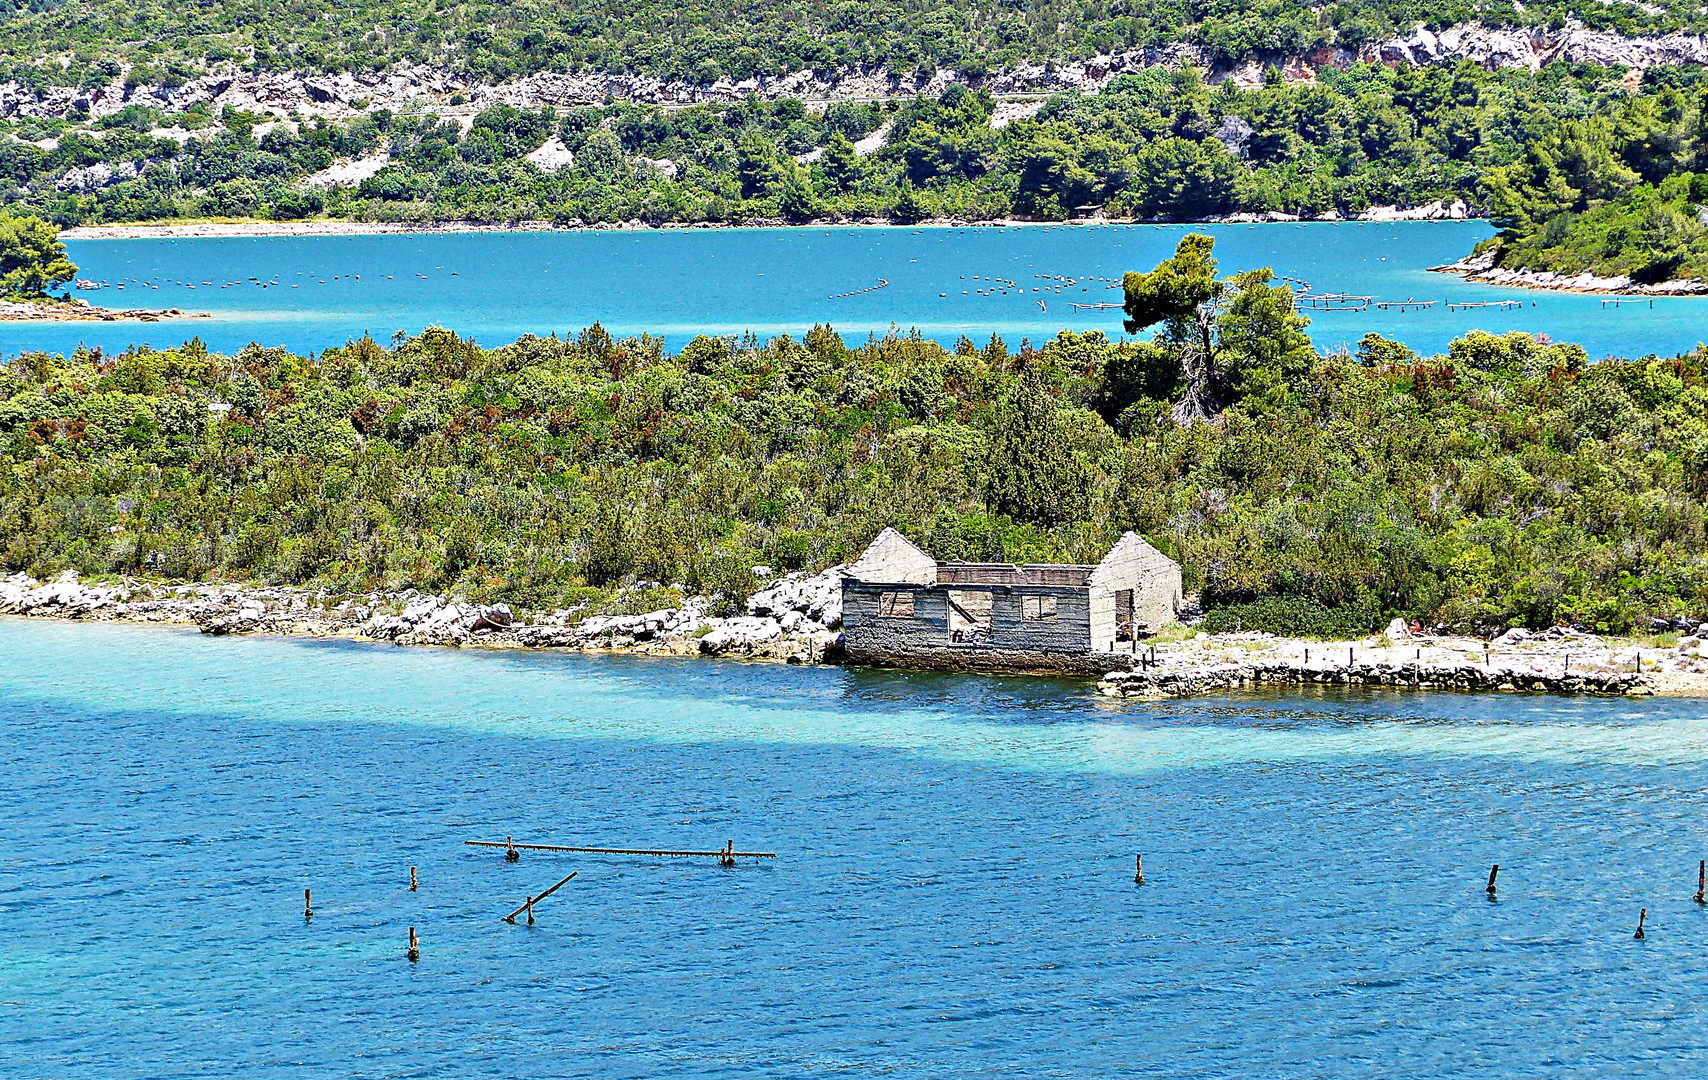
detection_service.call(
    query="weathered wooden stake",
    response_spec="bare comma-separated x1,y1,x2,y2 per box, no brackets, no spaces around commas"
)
1134,854,1144,885
1564,653,1570,675
410,866,418,892
1634,908,1647,940
408,926,419,961
506,836,519,862
1304,648,1309,663
719,840,736,868
1695,860,1705,904
304,887,312,919
503,871,577,922
1486,864,1499,897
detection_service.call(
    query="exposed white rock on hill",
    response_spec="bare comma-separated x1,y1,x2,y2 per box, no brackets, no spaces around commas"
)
303,152,390,188
525,136,575,173
4,21,1704,123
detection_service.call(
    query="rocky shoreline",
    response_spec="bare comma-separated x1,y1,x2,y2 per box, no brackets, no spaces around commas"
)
1099,657,1651,697
0,296,208,322
0,567,848,663
1428,250,1708,296
5,570,1704,697
1096,624,1708,698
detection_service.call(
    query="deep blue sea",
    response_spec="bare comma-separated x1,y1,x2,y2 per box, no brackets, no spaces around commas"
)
4,221,1705,360
4,617,1708,1077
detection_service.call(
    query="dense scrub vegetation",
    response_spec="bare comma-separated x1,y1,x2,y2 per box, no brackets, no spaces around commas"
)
0,211,75,295
7,62,1707,233
3,236,1705,633
1478,69,1708,281
0,0,1690,91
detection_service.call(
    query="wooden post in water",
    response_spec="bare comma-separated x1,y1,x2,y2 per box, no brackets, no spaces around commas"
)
1634,908,1647,940
504,872,577,923
1134,854,1144,885
506,836,519,862
410,866,418,892
408,927,419,962
1695,861,1705,904
304,888,312,919
1486,864,1499,897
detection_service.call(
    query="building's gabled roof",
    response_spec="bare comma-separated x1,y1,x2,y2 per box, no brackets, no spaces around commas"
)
847,527,937,585
1088,531,1176,587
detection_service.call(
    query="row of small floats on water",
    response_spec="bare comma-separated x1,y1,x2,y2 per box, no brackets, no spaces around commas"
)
74,270,452,291
828,269,1534,314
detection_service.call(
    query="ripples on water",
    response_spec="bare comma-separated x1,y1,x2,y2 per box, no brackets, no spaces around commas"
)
10,221,1706,361
2,618,1705,1077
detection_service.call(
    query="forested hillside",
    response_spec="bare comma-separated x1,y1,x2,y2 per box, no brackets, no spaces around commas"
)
1476,69,1708,283
8,62,1708,236
0,0,1691,90
3,237,1705,633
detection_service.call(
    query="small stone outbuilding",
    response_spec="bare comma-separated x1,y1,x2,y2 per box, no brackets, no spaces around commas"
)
840,528,1182,674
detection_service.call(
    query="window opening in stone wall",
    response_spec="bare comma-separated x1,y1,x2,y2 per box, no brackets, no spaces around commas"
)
1022,595,1058,620
947,589,993,643
1116,589,1134,640
879,591,915,617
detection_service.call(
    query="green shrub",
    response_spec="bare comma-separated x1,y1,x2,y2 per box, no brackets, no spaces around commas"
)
1200,596,1383,639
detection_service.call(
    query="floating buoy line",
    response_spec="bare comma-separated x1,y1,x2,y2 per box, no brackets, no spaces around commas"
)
829,278,888,299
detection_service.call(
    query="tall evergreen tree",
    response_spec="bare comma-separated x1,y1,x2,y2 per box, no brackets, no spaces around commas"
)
985,365,1091,527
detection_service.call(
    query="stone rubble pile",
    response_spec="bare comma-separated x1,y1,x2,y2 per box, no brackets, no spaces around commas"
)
1100,657,1653,698
0,571,128,615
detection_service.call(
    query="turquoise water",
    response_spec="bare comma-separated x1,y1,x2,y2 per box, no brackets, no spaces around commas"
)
4,617,1708,1076
5,221,1705,359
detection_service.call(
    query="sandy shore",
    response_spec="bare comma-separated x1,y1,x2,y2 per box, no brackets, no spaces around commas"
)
59,216,1108,240
60,209,1488,242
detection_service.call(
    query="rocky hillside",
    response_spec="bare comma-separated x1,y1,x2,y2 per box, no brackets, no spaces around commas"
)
7,22,1708,123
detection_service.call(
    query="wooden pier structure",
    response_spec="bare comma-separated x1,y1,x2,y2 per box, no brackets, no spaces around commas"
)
1446,299,1521,311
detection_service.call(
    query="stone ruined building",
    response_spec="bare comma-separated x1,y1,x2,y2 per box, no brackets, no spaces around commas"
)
840,527,1182,674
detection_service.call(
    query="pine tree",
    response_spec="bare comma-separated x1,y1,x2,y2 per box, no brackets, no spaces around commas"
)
985,365,1090,527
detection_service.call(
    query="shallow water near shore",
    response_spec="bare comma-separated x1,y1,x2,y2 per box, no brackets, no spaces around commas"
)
4,617,1708,1077
6,220,1707,359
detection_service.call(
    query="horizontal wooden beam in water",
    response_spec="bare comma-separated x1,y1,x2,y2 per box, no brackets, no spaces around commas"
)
467,840,777,858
